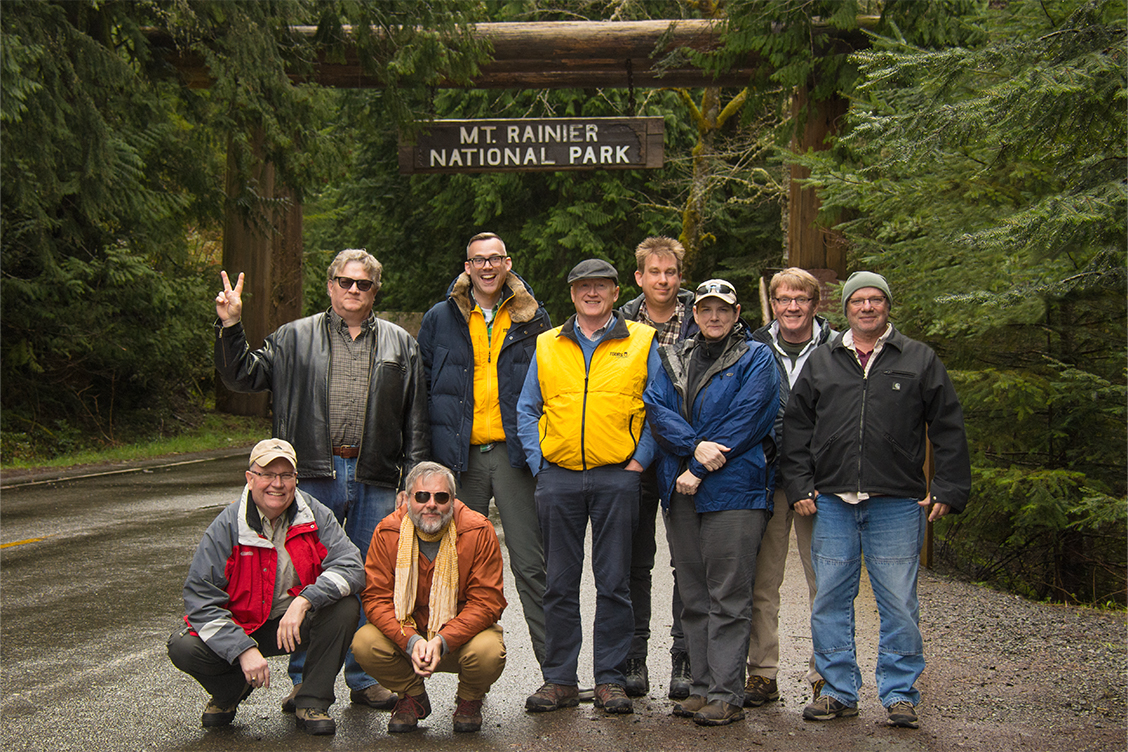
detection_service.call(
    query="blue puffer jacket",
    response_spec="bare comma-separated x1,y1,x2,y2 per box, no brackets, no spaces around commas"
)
643,323,780,513
418,271,551,473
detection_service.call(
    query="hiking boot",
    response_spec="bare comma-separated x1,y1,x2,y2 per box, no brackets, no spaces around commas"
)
693,700,745,727
743,675,780,707
201,684,252,728
351,682,398,709
802,695,859,721
281,682,301,714
886,701,919,729
387,692,431,733
668,651,692,700
452,697,484,732
295,707,336,735
525,682,579,712
593,683,632,714
672,694,708,717
623,657,649,697
812,679,826,700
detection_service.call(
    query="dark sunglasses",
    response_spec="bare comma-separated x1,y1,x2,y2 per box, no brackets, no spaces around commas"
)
414,490,452,504
335,276,375,292
696,281,736,296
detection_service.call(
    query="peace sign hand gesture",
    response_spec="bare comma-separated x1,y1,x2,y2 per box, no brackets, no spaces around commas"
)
216,271,244,327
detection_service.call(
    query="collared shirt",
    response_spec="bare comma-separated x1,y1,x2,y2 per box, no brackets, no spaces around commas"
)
327,308,377,447
837,323,897,505
261,508,299,619
635,298,685,347
573,312,615,345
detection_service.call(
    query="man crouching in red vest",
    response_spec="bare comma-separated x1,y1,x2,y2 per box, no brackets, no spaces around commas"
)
168,438,364,735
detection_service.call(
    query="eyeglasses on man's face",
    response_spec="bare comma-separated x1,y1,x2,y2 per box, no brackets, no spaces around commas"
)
249,469,297,482
467,255,508,268
335,276,375,292
413,490,452,504
847,296,887,309
772,296,812,307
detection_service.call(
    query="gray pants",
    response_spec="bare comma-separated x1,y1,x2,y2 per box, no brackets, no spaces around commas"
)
458,440,547,665
667,494,768,707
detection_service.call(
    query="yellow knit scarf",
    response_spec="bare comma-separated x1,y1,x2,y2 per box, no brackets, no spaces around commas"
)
394,512,458,639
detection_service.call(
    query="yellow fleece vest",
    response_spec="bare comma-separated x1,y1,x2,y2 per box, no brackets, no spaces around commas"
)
535,319,655,470
468,301,512,445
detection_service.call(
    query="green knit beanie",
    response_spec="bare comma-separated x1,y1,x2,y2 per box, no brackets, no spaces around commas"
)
840,271,892,316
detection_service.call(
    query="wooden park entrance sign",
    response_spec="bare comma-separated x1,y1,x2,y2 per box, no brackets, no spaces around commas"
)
399,117,664,174
149,19,862,414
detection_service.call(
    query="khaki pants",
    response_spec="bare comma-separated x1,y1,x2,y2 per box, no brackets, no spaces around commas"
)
352,623,506,701
746,489,821,684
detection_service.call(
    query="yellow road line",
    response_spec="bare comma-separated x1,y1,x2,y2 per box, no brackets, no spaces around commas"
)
1,536,50,549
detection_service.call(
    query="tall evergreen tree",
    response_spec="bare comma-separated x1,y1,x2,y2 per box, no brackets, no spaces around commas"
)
798,0,1127,604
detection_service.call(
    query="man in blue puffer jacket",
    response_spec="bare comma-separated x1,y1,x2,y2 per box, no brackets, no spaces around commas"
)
643,279,779,727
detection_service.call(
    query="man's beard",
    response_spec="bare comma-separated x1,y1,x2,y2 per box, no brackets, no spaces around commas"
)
408,505,453,535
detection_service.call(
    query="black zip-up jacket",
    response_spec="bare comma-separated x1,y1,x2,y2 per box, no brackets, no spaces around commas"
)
215,313,429,488
780,325,971,513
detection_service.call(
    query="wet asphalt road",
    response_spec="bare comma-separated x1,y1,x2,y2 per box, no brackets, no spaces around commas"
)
0,450,908,752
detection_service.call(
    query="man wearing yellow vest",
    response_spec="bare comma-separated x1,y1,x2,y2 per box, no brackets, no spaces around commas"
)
517,258,659,716
417,232,552,666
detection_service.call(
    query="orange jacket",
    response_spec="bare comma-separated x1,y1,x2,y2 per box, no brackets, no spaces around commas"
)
361,501,506,653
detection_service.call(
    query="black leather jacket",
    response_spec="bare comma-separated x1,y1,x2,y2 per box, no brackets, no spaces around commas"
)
215,312,430,488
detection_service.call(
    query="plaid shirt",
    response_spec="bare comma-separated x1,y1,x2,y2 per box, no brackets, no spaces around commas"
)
635,299,686,347
327,309,376,447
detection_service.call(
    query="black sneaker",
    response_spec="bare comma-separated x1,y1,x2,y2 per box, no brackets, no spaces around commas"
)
802,695,858,721
886,701,919,728
623,657,649,697
668,651,692,700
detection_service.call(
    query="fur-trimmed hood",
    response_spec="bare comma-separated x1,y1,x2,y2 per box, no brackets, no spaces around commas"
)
446,271,541,324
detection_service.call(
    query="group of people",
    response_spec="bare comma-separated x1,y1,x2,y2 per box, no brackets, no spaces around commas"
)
168,235,970,736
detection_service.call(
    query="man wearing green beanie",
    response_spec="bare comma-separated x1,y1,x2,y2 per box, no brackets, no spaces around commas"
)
780,270,971,730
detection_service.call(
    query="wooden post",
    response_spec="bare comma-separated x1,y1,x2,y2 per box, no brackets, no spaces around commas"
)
787,87,849,281
215,132,304,418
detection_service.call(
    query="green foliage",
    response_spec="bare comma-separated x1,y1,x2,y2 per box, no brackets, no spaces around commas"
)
305,84,784,322
797,0,1127,604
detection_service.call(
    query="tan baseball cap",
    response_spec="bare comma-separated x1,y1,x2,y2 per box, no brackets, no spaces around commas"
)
248,438,297,469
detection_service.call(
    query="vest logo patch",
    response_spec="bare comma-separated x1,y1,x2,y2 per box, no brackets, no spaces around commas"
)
609,350,629,358
892,382,902,391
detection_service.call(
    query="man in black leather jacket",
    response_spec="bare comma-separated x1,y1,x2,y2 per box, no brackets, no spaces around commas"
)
214,248,428,713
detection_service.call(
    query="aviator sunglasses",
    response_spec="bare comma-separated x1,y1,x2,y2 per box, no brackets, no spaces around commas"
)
414,491,452,504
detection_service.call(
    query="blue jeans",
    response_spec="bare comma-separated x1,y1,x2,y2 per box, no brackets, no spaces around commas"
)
289,455,397,691
810,494,926,708
535,463,640,686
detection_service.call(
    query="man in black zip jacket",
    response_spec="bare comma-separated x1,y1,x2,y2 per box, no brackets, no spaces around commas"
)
782,271,970,730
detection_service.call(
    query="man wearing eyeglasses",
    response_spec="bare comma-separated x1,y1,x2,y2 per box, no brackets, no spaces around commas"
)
168,439,364,735
782,271,970,730
743,268,836,708
416,232,551,668
617,236,699,700
351,461,507,734
517,258,658,716
214,248,429,711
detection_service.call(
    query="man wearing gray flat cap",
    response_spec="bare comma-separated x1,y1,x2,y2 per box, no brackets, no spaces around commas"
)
517,258,660,716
